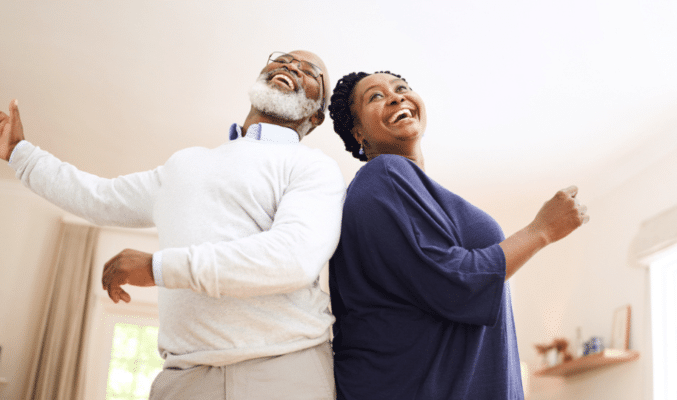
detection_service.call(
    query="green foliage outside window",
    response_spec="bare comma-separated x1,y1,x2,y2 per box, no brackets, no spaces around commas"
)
106,323,163,400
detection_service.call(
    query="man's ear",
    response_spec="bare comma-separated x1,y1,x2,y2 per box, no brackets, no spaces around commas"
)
302,110,325,137
310,109,325,127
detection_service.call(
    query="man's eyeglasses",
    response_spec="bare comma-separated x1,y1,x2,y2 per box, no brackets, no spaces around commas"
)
267,52,325,111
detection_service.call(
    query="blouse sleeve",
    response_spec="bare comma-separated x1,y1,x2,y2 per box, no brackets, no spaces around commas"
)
343,156,506,326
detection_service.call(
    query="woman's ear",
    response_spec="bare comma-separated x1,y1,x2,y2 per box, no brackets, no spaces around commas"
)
351,123,363,145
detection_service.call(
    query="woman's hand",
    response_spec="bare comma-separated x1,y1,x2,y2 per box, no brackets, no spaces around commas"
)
0,99,25,162
529,185,589,245
501,186,589,280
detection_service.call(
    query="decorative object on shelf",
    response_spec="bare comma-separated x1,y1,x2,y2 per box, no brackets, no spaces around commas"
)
533,307,638,378
611,304,631,350
583,337,604,356
535,342,556,366
533,349,640,378
534,338,573,367
553,338,573,363
574,327,584,358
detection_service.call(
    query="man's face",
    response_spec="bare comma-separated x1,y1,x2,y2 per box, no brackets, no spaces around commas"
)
249,51,327,123
262,50,325,107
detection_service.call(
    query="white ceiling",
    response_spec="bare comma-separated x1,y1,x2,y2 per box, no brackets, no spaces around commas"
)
2,0,676,227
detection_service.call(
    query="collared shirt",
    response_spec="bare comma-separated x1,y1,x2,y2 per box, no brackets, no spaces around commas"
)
228,122,300,144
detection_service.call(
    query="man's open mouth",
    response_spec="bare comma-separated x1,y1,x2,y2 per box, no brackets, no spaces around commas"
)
270,73,296,91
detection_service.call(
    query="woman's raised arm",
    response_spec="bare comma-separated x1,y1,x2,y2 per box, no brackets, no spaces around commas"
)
500,186,589,280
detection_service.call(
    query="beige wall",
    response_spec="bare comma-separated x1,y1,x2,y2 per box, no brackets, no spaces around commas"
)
510,142,677,399
0,180,63,400
0,180,163,399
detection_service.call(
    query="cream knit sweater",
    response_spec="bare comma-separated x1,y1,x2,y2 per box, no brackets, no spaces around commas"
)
10,123,345,368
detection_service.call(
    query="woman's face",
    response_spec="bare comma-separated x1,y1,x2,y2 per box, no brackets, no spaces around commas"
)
350,73,427,156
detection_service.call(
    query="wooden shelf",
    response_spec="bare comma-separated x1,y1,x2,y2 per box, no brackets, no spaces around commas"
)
534,349,640,377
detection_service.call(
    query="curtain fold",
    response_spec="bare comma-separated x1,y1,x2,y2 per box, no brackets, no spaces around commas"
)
25,222,100,400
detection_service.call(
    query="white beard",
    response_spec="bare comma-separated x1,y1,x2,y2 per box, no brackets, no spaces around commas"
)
248,73,321,136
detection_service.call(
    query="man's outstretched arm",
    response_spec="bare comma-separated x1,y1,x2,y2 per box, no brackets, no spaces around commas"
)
2,100,160,228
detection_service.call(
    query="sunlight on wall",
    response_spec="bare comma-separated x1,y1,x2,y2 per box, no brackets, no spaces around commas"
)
521,361,530,399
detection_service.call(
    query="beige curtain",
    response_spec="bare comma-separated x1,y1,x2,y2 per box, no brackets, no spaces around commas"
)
25,222,100,400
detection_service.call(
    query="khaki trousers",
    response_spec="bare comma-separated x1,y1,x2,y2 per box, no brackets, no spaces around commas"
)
149,342,335,400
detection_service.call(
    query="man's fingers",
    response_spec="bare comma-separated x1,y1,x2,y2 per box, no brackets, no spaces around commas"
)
107,285,119,303
102,253,121,287
562,185,578,198
0,111,8,134
120,290,131,303
102,270,127,293
103,272,127,291
9,100,21,131
10,99,19,117
102,264,112,289
107,284,131,303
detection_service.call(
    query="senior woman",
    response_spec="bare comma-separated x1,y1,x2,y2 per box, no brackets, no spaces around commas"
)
327,71,589,399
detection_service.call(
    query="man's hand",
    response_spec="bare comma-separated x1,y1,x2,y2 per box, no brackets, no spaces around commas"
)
102,248,156,303
0,99,25,161
530,185,589,245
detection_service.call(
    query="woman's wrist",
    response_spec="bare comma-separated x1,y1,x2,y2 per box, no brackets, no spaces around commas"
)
501,223,549,280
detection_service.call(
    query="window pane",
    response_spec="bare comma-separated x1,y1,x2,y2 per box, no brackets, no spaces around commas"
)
651,253,677,400
106,323,163,399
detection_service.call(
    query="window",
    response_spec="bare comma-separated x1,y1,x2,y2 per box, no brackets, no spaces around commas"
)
81,227,161,399
83,300,161,400
106,323,164,400
650,248,677,400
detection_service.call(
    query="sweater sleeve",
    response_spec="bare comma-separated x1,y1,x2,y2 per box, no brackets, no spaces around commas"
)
159,153,346,298
344,156,506,326
10,141,159,228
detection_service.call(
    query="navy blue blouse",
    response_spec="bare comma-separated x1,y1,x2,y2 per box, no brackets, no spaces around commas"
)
329,155,523,399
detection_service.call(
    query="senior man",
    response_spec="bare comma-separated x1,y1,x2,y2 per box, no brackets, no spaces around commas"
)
0,50,344,399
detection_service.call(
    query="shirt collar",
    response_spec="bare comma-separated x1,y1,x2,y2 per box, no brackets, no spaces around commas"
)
228,123,300,144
